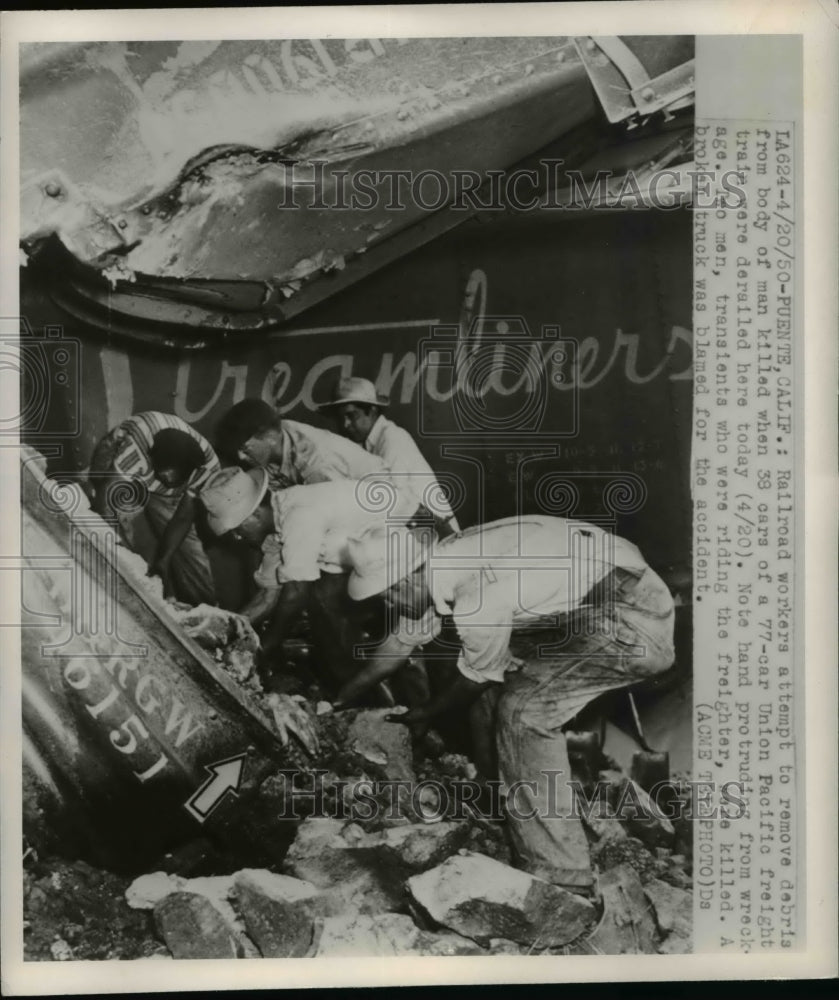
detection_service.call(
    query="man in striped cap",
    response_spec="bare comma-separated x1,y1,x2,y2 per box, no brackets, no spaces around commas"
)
89,411,219,604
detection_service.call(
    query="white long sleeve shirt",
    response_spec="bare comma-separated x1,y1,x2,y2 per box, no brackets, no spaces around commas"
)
266,420,386,490
364,415,458,529
393,515,650,684
254,478,415,586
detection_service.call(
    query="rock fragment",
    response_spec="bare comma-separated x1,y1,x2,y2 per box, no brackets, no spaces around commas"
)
407,852,596,947
644,877,692,953
49,938,73,961
233,869,329,958
153,891,245,959
283,818,403,913
284,817,469,914
587,865,658,954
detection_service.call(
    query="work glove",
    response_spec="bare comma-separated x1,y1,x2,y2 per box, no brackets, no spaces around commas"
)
267,692,319,756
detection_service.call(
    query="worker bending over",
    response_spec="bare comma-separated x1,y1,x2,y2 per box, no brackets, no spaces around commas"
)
337,515,675,894
200,467,426,703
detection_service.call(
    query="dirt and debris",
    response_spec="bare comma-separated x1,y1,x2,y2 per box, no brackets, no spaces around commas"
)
25,706,694,959
170,603,262,693
23,859,166,961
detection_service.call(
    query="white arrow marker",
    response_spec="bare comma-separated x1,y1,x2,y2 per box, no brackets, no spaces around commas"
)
184,753,245,823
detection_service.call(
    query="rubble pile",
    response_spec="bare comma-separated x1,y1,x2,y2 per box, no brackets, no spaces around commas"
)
24,707,694,959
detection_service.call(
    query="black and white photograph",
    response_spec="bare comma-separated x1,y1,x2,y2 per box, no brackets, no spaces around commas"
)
1,4,835,992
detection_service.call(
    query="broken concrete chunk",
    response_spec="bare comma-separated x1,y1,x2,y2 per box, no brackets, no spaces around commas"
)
126,872,181,910
283,818,403,914
233,869,328,958
314,912,482,957
346,709,415,782
153,891,245,959
644,877,692,940
407,852,596,947
283,816,469,916
587,864,658,954
49,938,73,961
283,818,369,882
178,875,236,907
314,913,388,956
126,871,239,911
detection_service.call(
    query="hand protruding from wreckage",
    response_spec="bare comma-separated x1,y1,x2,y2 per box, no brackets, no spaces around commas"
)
384,706,430,740
267,692,319,756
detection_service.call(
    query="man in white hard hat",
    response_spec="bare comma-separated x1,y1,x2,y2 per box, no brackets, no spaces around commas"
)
200,466,427,703
336,515,675,893
320,376,459,538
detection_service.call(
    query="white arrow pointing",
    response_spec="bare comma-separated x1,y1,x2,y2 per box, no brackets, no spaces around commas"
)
184,753,246,823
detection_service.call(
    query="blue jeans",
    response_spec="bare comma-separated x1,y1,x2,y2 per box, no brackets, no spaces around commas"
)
496,565,675,887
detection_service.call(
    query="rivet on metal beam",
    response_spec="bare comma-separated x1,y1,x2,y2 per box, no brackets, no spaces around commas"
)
141,205,152,215
524,63,534,76
45,182,62,198
641,87,655,102
396,109,408,121
117,219,128,230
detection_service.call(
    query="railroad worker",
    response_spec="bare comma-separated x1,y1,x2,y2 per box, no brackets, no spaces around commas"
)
200,467,427,704
89,411,219,604
320,376,459,538
336,515,675,893
215,398,387,490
